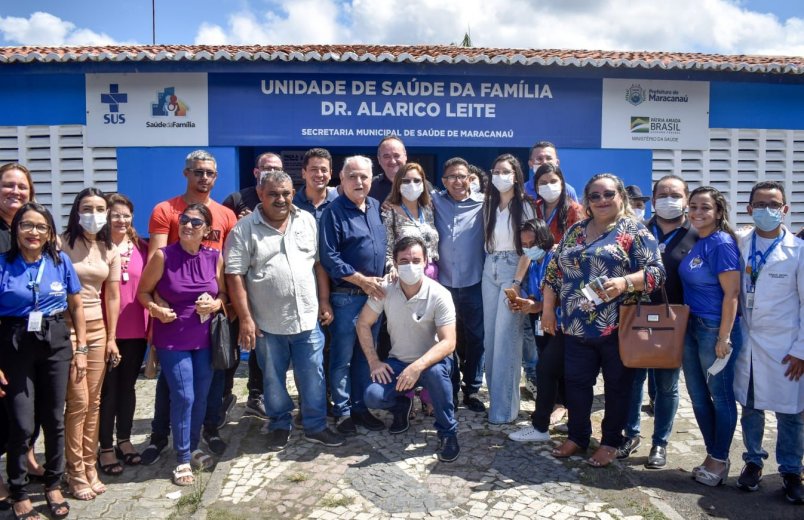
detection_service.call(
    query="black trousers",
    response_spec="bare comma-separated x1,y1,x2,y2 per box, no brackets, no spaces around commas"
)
99,338,148,449
564,333,635,450
0,315,72,502
531,331,566,432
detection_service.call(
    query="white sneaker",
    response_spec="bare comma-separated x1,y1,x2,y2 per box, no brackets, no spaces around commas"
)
508,426,551,442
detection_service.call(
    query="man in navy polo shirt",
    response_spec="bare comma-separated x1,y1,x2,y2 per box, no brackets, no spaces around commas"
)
319,155,387,434
292,148,338,222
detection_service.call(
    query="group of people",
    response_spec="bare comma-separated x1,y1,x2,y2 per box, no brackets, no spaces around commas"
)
0,136,802,519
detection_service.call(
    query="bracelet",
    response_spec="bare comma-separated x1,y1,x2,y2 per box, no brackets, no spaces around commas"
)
75,345,89,355
512,279,522,286
716,337,732,345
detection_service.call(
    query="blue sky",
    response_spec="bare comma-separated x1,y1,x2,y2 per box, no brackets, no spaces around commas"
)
1,1,803,55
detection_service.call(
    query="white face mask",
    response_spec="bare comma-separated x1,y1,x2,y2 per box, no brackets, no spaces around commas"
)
79,212,107,234
654,197,684,220
633,208,645,221
469,181,481,194
492,174,515,193
538,182,562,203
397,263,425,285
400,182,424,202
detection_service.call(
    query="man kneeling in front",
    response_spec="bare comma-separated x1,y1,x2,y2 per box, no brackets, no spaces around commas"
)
357,236,460,462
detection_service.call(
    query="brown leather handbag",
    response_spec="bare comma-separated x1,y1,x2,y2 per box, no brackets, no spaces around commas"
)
618,286,689,369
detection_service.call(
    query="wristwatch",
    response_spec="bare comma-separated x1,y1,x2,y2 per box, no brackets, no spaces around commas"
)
75,345,89,355
624,277,635,293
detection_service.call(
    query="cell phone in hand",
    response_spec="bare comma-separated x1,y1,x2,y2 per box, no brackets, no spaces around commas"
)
504,288,519,302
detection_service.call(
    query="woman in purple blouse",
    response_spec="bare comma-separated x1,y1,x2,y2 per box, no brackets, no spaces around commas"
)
137,204,227,487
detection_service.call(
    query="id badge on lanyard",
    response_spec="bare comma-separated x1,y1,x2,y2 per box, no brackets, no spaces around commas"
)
27,260,46,332
745,287,755,310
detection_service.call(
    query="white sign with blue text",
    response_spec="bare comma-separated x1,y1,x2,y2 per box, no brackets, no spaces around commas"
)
85,73,209,147
601,79,710,150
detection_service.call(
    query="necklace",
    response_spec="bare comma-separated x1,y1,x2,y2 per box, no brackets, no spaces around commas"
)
118,238,133,283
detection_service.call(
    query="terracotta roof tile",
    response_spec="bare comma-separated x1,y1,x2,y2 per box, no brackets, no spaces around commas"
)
1,44,803,74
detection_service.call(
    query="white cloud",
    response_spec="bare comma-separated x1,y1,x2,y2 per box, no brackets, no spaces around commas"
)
0,11,122,46
194,0,804,56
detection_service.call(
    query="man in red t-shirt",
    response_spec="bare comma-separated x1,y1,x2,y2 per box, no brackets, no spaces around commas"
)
141,150,237,466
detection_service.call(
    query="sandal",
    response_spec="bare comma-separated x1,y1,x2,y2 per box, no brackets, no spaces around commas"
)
551,439,583,458
45,490,70,519
190,449,213,471
172,464,194,486
116,440,142,466
85,470,106,495
586,445,618,468
98,448,124,476
11,499,41,520
66,475,96,501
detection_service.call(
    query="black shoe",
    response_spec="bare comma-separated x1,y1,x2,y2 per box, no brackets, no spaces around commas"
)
351,410,386,431
462,394,486,413
616,436,641,459
266,428,290,451
782,473,804,504
389,397,413,434
437,435,460,462
304,428,346,447
645,445,667,469
335,417,357,436
217,394,237,430
202,428,227,456
140,436,168,466
736,462,762,491
243,395,267,420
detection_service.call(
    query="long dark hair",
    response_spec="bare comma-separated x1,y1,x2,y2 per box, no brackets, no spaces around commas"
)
64,187,112,249
5,202,62,265
689,186,736,240
483,154,534,255
520,218,555,251
533,163,572,235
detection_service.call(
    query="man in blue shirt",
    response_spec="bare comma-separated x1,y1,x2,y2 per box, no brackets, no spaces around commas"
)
319,155,388,434
292,148,338,223
431,157,486,413
524,141,578,202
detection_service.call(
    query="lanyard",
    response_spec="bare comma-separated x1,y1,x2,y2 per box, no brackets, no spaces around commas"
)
401,204,424,225
749,230,785,287
544,206,558,226
27,259,46,311
652,223,681,251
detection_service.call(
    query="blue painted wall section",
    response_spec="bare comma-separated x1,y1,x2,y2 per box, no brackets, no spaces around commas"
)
0,74,86,126
117,146,239,237
710,81,804,130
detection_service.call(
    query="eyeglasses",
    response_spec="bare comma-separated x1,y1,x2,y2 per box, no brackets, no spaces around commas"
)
750,201,784,210
110,213,132,221
443,174,468,182
179,215,206,228
19,221,50,233
400,178,423,185
491,169,514,176
189,168,217,178
587,190,618,202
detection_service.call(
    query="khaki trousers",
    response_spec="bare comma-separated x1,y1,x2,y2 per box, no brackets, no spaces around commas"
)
65,318,107,481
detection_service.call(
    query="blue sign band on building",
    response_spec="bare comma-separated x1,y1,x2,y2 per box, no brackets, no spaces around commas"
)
209,74,603,148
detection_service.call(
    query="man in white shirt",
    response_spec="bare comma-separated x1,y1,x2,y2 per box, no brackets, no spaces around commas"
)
356,236,460,462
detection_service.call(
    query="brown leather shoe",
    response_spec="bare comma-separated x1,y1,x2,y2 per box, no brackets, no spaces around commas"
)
551,439,583,458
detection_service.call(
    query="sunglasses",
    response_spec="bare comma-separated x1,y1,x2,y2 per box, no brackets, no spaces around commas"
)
587,190,618,202
189,168,217,178
179,215,206,228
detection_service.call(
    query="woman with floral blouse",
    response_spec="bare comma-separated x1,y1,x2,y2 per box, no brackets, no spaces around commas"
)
542,173,666,468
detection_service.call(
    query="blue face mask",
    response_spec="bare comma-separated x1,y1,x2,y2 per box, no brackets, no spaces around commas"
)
523,246,546,262
752,207,784,232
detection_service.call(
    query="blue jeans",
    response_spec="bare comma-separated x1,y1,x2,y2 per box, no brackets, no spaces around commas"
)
255,325,327,433
522,320,538,381
564,333,634,449
741,374,804,475
625,367,680,447
445,283,485,397
681,315,742,461
329,292,380,417
156,348,214,464
364,357,457,437
482,252,524,423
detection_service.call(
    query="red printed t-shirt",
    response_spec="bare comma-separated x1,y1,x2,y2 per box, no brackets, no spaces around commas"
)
148,195,237,251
